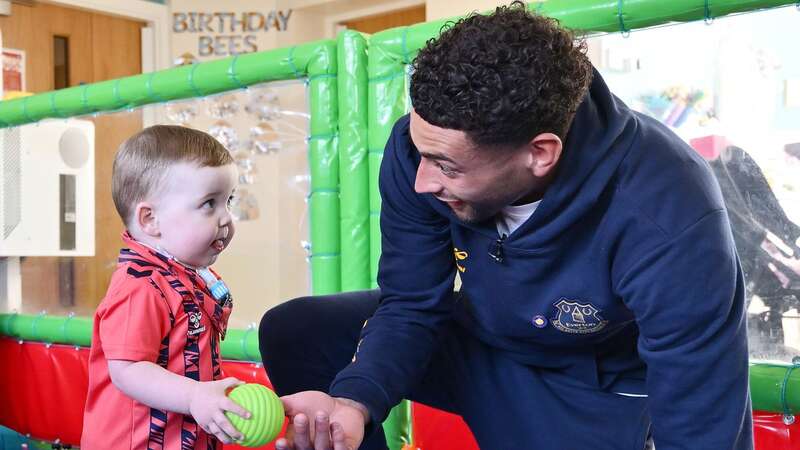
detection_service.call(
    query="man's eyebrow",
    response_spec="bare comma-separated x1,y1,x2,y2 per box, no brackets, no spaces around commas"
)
418,151,459,166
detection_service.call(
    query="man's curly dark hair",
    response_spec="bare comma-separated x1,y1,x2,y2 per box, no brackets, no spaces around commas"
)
410,1,593,148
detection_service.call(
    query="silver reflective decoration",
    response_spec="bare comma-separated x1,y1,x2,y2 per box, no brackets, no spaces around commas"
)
207,94,240,119
231,149,256,171
288,174,311,196
250,122,282,155
230,189,260,221
165,101,197,125
245,87,282,121
208,120,239,152
238,170,256,185
174,52,199,67
231,149,257,184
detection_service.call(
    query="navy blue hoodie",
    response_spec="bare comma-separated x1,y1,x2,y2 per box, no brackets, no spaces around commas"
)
330,71,752,449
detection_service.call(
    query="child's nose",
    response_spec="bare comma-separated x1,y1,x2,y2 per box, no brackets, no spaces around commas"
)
219,209,233,226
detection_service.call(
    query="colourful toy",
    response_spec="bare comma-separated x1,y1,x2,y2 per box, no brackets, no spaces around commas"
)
226,383,285,447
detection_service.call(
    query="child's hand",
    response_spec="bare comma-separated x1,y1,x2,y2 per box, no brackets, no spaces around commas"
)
189,377,251,444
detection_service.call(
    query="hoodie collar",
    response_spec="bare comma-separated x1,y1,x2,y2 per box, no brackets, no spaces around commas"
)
438,69,637,245
511,68,637,243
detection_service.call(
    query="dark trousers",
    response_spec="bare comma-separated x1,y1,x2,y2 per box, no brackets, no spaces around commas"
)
259,290,651,450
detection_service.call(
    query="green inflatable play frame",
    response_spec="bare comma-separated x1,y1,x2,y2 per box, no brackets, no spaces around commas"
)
1,1,799,448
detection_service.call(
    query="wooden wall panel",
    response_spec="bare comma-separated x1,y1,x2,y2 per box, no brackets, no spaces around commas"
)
0,3,52,92
341,5,426,35
90,13,143,81
0,2,95,91
74,13,143,314
47,3,95,87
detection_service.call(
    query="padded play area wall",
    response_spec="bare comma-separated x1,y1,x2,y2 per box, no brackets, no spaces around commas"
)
2,1,800,449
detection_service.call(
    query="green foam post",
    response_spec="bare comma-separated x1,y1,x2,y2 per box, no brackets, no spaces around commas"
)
336,30,371,292
306,41,343,295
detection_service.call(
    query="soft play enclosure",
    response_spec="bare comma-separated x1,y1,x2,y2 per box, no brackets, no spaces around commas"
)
2,1,800,448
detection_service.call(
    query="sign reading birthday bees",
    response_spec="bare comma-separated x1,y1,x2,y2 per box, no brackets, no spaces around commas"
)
172,9,293,57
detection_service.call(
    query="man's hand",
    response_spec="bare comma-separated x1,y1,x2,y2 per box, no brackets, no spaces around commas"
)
276,391,368,450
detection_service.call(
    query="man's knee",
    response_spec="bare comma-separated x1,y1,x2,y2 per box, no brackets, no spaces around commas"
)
259,295,316,363
259,290,381,361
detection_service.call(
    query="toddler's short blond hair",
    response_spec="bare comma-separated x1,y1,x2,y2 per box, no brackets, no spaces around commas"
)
112,125,234,227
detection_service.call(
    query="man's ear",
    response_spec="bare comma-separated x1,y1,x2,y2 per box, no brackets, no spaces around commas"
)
527,133,563,178
135,202,160,237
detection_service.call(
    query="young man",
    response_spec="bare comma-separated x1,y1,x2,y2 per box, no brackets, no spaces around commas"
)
260,4,752,449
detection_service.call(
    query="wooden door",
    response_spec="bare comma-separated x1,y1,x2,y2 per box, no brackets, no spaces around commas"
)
341,5,426,34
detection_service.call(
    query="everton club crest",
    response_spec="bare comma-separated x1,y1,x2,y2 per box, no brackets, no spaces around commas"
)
552,298,608,334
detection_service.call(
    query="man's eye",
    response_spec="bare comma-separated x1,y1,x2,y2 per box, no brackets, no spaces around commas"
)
437,162,456,176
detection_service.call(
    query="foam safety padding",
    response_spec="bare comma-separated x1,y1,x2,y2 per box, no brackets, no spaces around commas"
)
411,401,799,450
754,412,800,449
0,337,89,444
0,338,286,449
411,402,478,450
3,336,794,450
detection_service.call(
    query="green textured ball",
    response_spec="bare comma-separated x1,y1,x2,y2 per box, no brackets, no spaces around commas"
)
226,384,284,447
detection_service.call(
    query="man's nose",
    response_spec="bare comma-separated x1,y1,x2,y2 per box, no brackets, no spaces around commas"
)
414,160,442,194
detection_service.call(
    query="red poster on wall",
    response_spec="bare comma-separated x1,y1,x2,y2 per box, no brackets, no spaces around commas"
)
2,48,26,92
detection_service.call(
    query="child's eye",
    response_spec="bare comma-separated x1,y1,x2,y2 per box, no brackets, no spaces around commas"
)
202,199,215,209
227,195,235,207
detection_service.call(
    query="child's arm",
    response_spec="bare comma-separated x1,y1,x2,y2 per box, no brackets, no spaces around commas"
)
108,359,251,444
